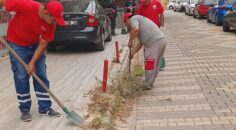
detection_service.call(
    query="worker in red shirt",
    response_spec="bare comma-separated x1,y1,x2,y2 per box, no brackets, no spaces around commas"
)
0,0,65,122
137,0,164,27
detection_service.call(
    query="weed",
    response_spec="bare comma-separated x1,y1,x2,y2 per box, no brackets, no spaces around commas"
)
84,69,144,129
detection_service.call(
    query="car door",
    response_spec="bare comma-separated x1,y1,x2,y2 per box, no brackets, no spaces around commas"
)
195,0,201,15
228,4,236,27
95,0,110,37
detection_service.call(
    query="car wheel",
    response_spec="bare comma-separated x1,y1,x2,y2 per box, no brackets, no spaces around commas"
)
47,44,56,52
169,5,174,10
198,14,203,19
215,15,220,26
97,34,105,51
185,11,188,15
193,11,196,18
105,32,112,42
207,14,211,23
223,20,230,32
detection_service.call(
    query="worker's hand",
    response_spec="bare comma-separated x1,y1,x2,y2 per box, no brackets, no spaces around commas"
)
129,52,134,60
128,41,132,48
27,62,35,75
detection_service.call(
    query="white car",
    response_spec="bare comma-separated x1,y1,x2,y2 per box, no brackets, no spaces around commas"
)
173,0,179,11
176,0,188,12
167,0,175,10
185,0,198,15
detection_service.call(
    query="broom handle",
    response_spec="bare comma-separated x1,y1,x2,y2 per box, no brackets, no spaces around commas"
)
0,37,65,109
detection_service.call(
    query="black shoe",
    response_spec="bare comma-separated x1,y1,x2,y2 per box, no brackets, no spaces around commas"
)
142,83,153,90
39,108,61,117
142,86,152,90
21,112,32,122
112,33,118,36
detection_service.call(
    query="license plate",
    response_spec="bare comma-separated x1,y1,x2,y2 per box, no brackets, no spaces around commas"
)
65,21,78,25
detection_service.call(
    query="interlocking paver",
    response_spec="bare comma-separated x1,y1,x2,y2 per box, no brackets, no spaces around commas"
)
127,10,236,130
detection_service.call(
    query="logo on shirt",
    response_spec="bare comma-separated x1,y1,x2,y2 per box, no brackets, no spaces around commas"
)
153,5,157,10
41,26,46,31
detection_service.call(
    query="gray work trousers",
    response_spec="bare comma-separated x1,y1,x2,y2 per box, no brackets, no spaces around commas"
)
143,37,167,87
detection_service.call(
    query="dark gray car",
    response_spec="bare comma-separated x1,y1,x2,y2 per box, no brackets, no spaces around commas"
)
48,0,112,51
223,3,236,32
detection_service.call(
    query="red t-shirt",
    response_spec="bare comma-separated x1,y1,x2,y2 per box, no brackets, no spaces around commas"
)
136,0,164,27
5,0,56,46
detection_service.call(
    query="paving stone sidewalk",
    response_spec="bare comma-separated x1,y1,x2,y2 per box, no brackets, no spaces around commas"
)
127,10,236,130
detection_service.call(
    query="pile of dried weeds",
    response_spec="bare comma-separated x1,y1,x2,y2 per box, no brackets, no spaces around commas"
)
82,69,144,129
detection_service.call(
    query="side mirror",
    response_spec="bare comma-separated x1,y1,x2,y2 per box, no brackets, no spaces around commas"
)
178,1,180,3
209,4,214,7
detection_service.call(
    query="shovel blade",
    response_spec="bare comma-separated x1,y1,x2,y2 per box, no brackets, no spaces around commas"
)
66,110,83,126
63,108,83,126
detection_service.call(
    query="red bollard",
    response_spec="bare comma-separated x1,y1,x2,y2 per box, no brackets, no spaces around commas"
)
115,41,120,63
102,59,108,92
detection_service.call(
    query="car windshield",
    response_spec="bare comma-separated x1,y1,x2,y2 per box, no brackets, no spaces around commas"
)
191,0,198,4
62,0,95,13
180,0,188,2
203,0,215,5
224,0,236,5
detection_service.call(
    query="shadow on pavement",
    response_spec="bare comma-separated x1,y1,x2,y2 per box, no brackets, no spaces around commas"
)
47,42,102,55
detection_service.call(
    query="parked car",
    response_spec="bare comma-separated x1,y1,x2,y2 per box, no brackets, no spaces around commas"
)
207,0,222,24
173,0,179,11
176,0,189,12
47,0,112,51
223,2,236,31
167,0,175,9
207,0,236,25
185,0,199,15
193,0,215,18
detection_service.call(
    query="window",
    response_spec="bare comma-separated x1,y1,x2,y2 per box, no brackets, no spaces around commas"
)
62,0,95,13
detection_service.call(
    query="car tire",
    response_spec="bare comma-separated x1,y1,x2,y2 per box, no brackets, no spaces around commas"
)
105,32,112,42
193,11,196,18
223,20,230,32
47,44,56,52
207,14,211,23
169,5,174,10
198,14,203,19
215,15,220,26
97,34,105,51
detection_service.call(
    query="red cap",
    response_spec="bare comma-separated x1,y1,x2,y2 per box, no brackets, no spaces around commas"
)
46,1,65,26
123,13,132,23
140,0,146,3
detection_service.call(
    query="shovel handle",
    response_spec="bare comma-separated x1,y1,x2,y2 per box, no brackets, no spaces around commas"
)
129,47,131,72
0,37,65,110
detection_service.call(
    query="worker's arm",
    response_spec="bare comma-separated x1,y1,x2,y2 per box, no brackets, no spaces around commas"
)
4,0,31,13
27,39,49,75
0,0,5,8
128,26,139,47
160,14,164,27
130,42,142,60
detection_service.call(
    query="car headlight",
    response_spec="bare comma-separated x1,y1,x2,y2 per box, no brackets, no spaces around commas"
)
226,10,232,14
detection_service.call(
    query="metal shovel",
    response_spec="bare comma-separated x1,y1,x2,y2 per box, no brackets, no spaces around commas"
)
0,37,83,126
